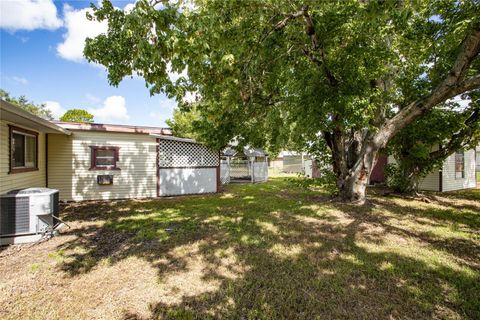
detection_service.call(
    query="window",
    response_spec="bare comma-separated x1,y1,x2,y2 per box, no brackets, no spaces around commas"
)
9,126,38,174
90,146,120,170
455,151,464,179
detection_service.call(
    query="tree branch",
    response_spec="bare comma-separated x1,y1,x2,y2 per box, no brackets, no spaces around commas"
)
274,10,304,31
374,25,480,148
430,107,480,160
300,6,339,86
448,74,480,97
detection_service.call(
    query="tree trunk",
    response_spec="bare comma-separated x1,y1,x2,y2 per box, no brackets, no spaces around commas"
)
337,171,369,203
327,130,378,204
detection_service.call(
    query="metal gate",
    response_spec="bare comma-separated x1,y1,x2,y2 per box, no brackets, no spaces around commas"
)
253,161,268,183
230,159,251,181
220,159,230,184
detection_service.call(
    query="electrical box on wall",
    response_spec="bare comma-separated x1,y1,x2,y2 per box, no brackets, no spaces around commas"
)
97,175,113,185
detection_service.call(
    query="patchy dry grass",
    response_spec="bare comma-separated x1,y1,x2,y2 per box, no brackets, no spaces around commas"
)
0,178,479,319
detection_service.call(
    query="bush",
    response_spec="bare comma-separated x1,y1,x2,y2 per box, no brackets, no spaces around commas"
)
288,169,338,195
385,163,411,193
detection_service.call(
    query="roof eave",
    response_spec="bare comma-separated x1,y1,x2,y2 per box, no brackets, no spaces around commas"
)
0,100,71,135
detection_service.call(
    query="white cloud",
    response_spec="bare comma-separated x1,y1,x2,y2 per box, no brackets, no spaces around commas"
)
9,76,29,85
85,93,101,105
44,101,66,119
167,62,188,82
56,4,107,62
88,96,130,121
449,95,471,111
183,91,200,103
0,0,62,31
124,2,136,13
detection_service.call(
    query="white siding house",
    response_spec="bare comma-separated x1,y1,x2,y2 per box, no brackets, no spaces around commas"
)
441,149,476,192
1,101,221,203
47,130,158,201
388,148,477,192
0,100,70,194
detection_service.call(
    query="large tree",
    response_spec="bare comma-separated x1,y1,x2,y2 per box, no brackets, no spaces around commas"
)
60,109,95,123
84,0,480,203
166,106,201,139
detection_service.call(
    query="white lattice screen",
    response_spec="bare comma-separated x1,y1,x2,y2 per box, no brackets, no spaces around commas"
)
159,139,219,168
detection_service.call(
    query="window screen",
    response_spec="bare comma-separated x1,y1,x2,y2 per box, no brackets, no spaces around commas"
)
90,146,120,170
95,149,116,167
455,151,464,179
11,130,37,169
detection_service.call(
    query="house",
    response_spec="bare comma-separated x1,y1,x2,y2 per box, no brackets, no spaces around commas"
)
269,151,304,173
1,100,221,202
476,145,480,172
388,148,477,192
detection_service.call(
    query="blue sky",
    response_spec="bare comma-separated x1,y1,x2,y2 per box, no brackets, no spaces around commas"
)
0,0,176,127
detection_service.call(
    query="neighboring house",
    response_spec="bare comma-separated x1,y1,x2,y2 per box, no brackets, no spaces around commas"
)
369,154,388,184
269,151,305,173
388,148,477,192
476,145,480,172
0,100,221,202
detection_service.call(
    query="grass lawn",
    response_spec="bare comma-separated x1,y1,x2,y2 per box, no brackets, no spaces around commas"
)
0,178,479,319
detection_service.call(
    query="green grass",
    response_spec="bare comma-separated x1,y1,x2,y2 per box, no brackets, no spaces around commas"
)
2,177,479,320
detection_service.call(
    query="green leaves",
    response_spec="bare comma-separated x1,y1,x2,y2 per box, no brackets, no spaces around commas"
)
59,109,94,123
84,0,479,155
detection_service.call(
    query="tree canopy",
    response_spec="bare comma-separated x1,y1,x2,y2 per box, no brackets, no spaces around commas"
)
0,89,53,120
60,109,95,123
84,0,480,202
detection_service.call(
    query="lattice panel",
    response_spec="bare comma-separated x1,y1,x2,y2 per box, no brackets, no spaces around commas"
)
159,139,219,168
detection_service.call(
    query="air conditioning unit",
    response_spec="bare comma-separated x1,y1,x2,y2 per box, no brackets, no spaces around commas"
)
0,188,59,245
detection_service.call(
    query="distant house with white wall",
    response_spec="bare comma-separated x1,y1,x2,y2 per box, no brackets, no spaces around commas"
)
389,148,477,192
476,145,480,172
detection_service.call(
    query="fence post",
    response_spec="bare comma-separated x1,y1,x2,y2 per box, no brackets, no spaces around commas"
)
251,157,255,183
266,156,268,181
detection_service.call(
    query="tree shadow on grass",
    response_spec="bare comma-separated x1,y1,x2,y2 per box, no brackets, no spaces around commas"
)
54,180,479,319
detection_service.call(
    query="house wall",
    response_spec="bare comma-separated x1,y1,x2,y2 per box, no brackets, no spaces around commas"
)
48,131,157,201
441,149,476,192
159,168,217,196
0,120,46,194
418,170,440,191
387,155,440,191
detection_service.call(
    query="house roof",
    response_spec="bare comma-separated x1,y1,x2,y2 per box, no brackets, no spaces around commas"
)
53,121,172,135
149,134,197,144
0,100,71,135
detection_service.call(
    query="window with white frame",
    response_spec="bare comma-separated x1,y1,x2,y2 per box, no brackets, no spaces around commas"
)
9,126,38,173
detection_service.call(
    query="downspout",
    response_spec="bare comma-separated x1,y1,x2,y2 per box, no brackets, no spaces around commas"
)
45,134,48,188
439,168,443,192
